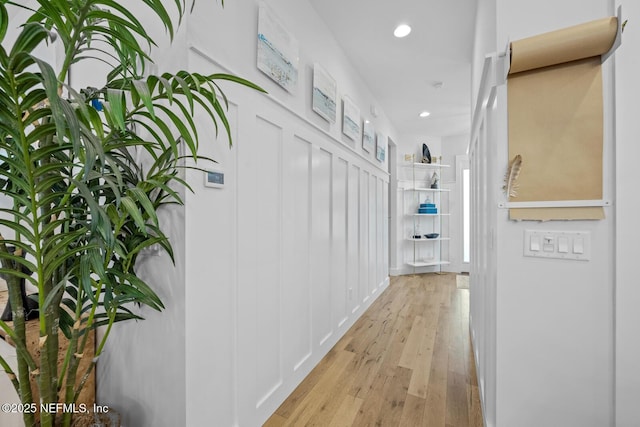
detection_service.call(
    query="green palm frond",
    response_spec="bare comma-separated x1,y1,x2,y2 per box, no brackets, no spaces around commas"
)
0,1,265,425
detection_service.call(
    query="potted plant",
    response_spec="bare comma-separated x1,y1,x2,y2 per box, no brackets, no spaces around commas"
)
0,1,263,426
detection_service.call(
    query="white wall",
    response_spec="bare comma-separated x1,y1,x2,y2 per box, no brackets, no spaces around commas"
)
442,134,469,273
94,6,190,427
183,1,394,426
472,0,497,111
471,1,618,426
1,2,394,426
613,1,640,425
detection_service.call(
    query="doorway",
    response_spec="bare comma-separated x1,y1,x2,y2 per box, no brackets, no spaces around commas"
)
387,138,397,274
457,155,470,273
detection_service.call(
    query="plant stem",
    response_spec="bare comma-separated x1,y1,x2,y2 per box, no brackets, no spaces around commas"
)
0,245,34,427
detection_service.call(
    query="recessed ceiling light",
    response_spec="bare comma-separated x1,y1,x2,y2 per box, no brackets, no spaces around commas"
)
394,24,412,38
419,111,431,118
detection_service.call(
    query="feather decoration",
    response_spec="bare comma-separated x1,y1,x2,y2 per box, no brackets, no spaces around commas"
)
503,154,523,198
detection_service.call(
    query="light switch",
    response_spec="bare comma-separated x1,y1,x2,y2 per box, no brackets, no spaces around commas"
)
524,230,590,261
558,237,569,253
530,235,541,251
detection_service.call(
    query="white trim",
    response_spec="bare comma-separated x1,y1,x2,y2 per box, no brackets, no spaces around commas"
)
498,200,611,209
189,45,390,176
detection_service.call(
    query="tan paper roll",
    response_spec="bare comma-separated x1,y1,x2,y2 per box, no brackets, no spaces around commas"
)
507,17,618,221
510,17,618,74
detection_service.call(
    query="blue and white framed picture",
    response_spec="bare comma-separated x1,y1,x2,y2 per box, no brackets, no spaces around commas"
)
342,96,360,141
257,3,299,93
362,120,375,153
376,132,386,162
312,63,337,123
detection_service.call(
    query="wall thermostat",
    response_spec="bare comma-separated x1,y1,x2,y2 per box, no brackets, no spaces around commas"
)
204,169,224,188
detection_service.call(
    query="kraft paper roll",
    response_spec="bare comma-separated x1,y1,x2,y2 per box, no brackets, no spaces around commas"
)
510,17,618,74
507,17,618,221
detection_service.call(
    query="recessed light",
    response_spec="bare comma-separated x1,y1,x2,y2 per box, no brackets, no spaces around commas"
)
394,24,411,38
419,111,431,118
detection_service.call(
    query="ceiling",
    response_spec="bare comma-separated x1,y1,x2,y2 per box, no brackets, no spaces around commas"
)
308,0,478,138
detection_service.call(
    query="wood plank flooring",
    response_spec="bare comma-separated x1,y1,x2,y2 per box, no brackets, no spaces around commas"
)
265,273,483,427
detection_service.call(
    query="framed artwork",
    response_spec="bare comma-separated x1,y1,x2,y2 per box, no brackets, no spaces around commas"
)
312,63,337,123
376,132,386,162
342,96,360,141
362,120,375,153
257,3,299,93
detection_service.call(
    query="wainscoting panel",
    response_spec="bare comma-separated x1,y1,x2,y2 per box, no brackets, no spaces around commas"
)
360,171,371,305
369,174,377,296
311,146,333,347
383,179,390,283
377,177,387,288
332,157,349,328
185,47,391,427
253,116,284,408
348,164,361,314
284,135,313,372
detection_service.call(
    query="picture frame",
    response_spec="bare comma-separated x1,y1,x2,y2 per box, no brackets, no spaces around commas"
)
376,132,386,162
342,96,360,141
312,63,337,123
362,120,375,153
257,3,299,93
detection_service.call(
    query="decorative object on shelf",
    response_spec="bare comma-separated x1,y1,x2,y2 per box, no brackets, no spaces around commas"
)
342,96,361,141
425,233,440,239
430,171,440,189
418,202,437,214
257,3,299,93
375,132,386,162
312,63,337,122
503,154,523,198
362,120,375,152
421,143,432,163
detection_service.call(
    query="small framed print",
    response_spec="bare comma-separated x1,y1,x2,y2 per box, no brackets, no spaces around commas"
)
362,121,375,153
342,96,360,141
312,63,337,123
375,132,386,162
204,169,225,188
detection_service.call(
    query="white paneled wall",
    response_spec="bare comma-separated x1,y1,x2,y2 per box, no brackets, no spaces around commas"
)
185,51,390,427
471,1,616,424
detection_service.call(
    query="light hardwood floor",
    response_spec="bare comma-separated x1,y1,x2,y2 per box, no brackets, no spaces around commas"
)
264,273,483,427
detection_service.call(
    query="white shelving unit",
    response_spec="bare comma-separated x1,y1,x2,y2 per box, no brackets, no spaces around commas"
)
401,162,451,272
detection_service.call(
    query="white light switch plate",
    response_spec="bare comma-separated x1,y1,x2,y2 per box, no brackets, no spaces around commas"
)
524,230,590,261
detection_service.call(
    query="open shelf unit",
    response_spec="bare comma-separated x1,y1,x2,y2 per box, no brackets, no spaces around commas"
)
401,162,450,272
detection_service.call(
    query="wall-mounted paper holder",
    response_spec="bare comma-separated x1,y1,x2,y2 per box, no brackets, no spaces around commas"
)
603,5,624,62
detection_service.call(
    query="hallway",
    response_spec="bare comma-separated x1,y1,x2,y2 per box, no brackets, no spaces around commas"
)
265,273,483,426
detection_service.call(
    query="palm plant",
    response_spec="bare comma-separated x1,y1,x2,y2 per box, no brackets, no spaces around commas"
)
0,1,263,425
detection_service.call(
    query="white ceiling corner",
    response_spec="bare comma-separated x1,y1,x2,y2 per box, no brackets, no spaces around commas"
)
308,0,478,139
